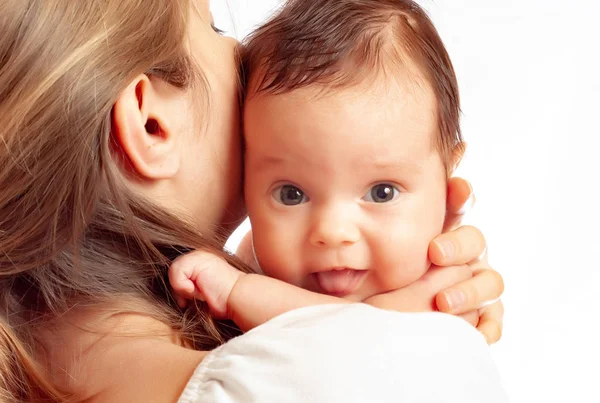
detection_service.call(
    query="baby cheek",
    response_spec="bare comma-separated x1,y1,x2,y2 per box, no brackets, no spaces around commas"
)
250,216,304,286
372,219,436,289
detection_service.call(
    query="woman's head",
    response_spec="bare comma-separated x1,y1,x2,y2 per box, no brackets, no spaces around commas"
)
0,0,244,399
111,0,245,233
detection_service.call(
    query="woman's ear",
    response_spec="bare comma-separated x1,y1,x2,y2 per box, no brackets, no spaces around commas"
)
112,74,180,180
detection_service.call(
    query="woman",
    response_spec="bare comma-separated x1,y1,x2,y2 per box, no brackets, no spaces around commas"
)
0,0,503,401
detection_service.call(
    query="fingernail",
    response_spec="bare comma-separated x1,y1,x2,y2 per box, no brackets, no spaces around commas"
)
445,289,466,312
457,191,475,215
434,240,454,259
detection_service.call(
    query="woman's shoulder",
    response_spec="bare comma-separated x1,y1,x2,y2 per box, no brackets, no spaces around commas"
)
87,337,206,403
179,304,508,403
56,312,208,403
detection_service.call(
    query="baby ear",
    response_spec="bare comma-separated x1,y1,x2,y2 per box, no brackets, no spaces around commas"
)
449,142,466,174
112,74,180,180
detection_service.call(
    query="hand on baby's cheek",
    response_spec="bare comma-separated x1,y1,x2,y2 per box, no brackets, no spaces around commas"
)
442,177,474,233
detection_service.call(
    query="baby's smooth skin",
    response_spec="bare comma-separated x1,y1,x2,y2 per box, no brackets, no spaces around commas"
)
169,67,475,331
245,72,447,302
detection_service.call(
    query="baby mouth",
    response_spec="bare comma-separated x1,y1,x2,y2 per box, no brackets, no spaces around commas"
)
313,268,368,297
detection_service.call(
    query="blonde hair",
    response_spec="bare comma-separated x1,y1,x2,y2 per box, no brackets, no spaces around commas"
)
0,0,247,400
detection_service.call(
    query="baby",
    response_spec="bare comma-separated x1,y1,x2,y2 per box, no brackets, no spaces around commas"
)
170,0,467,331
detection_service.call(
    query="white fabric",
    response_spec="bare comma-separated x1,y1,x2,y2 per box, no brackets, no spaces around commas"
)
179,304,509,403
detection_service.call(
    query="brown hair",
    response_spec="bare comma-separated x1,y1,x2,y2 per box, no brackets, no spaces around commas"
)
242,0,464,170
0,0,246,400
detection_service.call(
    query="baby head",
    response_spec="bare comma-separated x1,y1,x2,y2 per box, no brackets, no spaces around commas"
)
241,0,464,301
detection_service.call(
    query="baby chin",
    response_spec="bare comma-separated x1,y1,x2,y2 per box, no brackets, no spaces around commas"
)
336,262,431,302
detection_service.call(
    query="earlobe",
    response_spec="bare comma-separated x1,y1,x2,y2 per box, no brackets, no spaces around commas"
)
112,75,180,180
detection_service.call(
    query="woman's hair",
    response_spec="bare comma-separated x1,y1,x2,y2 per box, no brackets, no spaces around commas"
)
242,0,464,171
0,1,247,400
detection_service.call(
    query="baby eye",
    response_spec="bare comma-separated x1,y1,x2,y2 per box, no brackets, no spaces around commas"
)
273,185,308,206
363,184,400,203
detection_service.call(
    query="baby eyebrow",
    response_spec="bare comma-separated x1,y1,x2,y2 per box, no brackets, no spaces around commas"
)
363,160,424,175
255,152,311,168
250,155,288,173
250,151,426,179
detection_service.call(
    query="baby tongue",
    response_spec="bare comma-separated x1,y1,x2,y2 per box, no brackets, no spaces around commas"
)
315,269,362,296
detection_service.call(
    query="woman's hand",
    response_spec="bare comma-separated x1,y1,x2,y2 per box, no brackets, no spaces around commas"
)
363,264,480,327
367,178,504,344
430,177,505,344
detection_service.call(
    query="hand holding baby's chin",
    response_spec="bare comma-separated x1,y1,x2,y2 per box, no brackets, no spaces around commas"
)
363,265,479,326
169,251,244,319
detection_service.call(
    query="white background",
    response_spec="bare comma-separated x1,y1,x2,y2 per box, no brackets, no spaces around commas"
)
212,1,600,402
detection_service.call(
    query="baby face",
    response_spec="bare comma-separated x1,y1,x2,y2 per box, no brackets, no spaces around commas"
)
243,75,447,301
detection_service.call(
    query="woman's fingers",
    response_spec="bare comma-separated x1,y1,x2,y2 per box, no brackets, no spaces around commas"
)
365,265,472,312
477,300,504,344
459,310,480,328
436,268,504,314
432,177,504,342
443,177,475,232
429,225,487,267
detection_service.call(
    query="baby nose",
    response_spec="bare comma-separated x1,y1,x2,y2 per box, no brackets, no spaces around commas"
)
308,209,360,247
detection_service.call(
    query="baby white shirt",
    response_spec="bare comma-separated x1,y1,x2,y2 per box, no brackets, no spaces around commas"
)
179,304,509,402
